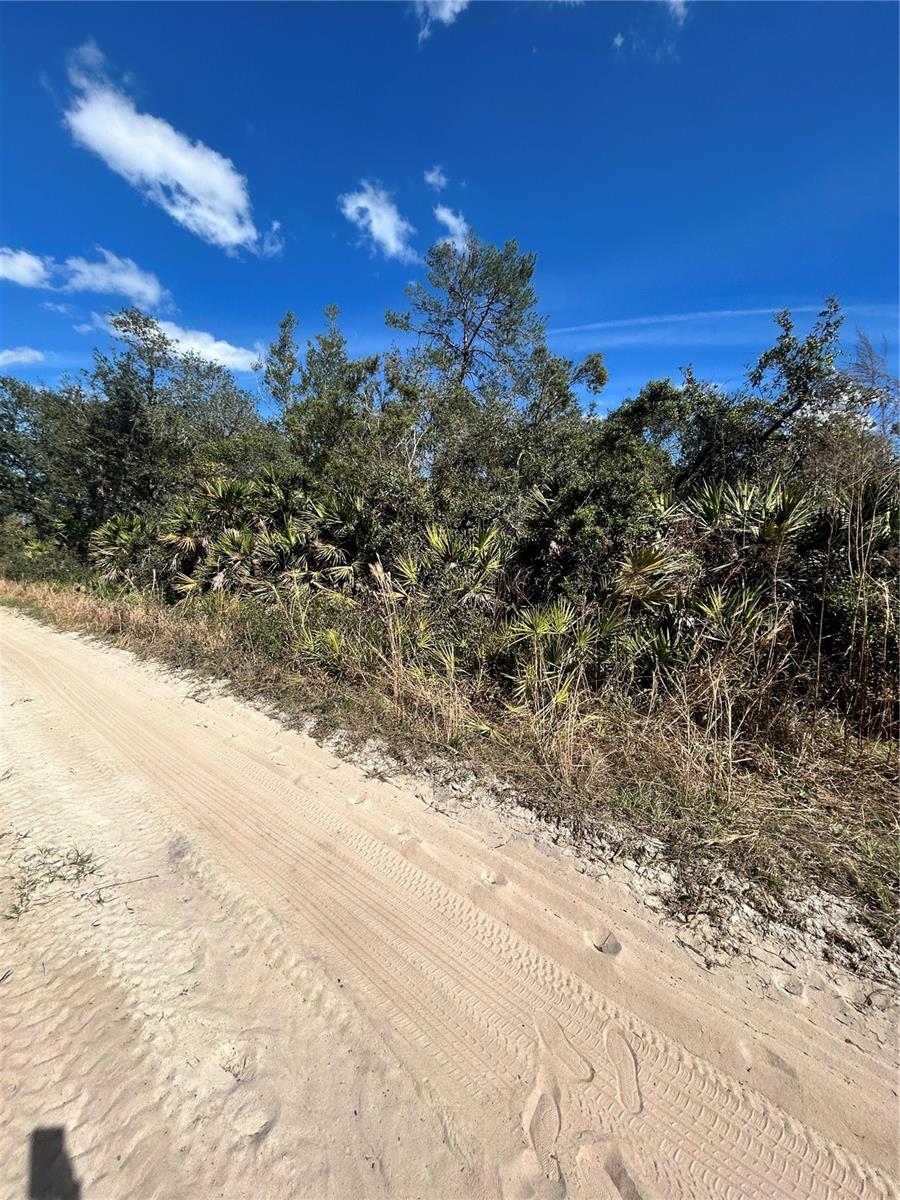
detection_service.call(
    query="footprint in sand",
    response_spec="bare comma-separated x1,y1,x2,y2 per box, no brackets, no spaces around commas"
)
214,1039,255,1083
228,1093,277,1138
737,1038,799,1082
523,1081,562,1184
576,1138,648,1200
534,1011,594,1082
604,1024,642,1115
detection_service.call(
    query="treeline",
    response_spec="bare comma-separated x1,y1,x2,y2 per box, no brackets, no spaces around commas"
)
2,237,897,931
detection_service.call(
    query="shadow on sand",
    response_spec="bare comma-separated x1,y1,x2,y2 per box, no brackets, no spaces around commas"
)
29,1128,81,1199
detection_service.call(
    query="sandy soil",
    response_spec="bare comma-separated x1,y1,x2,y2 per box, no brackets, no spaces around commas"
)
0,607,897,1200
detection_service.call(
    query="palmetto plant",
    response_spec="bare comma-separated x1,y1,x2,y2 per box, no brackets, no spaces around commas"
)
649,489,684,526
202,527,258,592
614,544,690,609
253,515,308,573
686,480,727,533
197,478,257,530
505,599,598,712
251,468,310,525
618,626,681,677
750,482,814,545
685,477,813,546
694,583,772,648
159,502,209,572
722,480,759,530
398,521,509,609
316,492,373,545
89,515,155,584
164,480,375,599
90,445,896,766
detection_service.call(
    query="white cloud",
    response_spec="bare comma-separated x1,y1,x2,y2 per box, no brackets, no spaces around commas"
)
613,33,624,50
424,165,448,191
339,181,417,264
434,204,469,253
0,248,52,288
416,0,470,41
665,0,687,24
64,42,278,255
43,301,73,316
158,320,257,371
62,249,167,307
0,347,45,367
73,309,258,371
0,244,168,307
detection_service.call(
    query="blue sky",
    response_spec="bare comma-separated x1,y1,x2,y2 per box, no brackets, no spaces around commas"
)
1,1,897,408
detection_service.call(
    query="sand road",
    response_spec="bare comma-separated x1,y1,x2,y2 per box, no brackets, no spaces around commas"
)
0,608,897,1199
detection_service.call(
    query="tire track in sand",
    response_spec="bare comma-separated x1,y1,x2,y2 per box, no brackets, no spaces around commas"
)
1,669,488,1199
2,612,896,1200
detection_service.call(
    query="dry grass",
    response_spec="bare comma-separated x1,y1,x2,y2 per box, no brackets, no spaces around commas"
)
2,577,896,945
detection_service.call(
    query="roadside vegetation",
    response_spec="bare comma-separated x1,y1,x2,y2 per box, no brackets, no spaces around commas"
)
1,237,897,940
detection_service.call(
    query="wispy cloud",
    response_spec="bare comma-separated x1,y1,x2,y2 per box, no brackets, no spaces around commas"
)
613,1,688,63
416,0,470,42
550,306,811,350
0,248,52,288
63,42,280,256
0,244,168,307
549,307,821,337
339,181,417,264
73,313,104,336
610,30,678,64
415,0,580,42
549,304,896,350
0,347,45,367
434,204,469,253
424,164,448,191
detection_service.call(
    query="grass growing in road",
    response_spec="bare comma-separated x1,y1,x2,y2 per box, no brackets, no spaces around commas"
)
2,832,100,919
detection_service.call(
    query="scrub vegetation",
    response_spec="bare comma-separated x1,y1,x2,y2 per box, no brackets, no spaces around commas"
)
2,237,897,939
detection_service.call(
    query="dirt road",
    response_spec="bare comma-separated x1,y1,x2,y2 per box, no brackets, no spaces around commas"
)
1,608,896,1199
